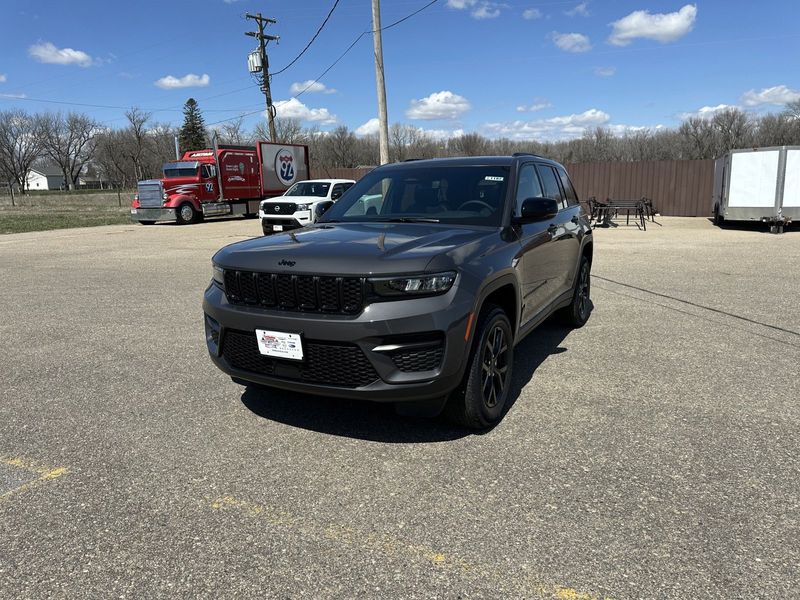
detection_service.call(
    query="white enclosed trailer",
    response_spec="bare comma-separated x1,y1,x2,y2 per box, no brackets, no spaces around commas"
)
713,146,800,233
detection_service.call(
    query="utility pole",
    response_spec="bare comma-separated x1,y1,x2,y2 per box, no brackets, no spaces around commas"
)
371,0,390,165
246,12,279,142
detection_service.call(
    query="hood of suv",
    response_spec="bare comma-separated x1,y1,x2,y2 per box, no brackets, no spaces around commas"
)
213,222,496,276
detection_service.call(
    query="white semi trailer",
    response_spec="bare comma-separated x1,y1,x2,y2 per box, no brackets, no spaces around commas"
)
713,146,800,233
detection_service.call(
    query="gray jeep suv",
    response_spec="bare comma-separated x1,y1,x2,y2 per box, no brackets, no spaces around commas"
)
204,155,593,429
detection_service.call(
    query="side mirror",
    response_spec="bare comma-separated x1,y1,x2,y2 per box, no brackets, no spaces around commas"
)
515,197,559,223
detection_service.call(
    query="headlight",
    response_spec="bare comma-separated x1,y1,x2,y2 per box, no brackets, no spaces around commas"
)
212,263,225,288
134,193,139,201
295,203,311,211
370,271,456,297
162,191,168,200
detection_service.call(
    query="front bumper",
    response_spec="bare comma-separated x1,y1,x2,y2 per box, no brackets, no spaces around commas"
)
203,283,473,402
258,210,312,231
131,207,176,222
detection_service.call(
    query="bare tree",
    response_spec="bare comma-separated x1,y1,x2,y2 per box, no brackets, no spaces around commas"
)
123,107,152,181
711,108,753,155
448,133,489,156
218,116,248,145
0,109,45,193
40,111,100,189
262,118,306,144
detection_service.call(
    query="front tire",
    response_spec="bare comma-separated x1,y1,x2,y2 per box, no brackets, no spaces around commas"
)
447,306,514,430
560,255,592,328
176,202,197,225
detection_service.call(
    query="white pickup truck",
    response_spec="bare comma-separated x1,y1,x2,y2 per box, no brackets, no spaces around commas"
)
258,179,355,235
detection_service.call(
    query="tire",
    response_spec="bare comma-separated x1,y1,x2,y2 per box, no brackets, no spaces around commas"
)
176,202,197,225
139,220,156,226
447,306,514,430
560,255,592,328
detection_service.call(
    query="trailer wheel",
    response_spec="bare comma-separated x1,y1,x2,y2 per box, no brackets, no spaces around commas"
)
176,203,197,225
713,204,724,227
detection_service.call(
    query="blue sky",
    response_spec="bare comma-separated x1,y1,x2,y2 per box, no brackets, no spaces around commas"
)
1,0,798,140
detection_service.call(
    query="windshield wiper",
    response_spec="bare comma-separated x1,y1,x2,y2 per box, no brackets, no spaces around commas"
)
377,217,440,223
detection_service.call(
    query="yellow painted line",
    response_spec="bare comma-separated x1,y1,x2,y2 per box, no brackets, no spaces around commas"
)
0,456,69,500
209,494,613,599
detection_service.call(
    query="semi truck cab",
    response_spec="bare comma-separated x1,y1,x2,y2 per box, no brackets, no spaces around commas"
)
131,143,308,225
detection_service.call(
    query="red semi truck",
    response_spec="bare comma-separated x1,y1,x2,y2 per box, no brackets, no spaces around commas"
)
130,142,310,225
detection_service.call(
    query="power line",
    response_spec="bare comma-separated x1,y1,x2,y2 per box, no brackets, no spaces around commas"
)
372,0,439,32
272,0,341,76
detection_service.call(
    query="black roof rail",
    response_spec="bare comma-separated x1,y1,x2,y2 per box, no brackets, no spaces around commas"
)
402,158,423,162
511,152,545,159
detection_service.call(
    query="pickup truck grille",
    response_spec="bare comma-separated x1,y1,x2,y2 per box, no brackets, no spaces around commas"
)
222,330,379,388
137,181,163,208
223,270,365,314
262,202,297,215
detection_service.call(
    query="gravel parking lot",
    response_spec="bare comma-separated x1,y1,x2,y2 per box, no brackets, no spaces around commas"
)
1,217,798,599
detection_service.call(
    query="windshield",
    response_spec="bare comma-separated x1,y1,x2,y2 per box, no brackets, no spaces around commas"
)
284,181,331,197
164,168,198,178
319,165,510,226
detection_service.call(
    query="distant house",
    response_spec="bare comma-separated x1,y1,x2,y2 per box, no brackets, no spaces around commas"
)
26,165,65,191
77,164,107,189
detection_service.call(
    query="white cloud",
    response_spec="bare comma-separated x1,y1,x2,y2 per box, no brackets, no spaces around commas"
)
406,90,471,120
678,104,737,120
594,66,616,77
741,85,800,107
483,108,611,141
552,32,592,53
155,73,210,89
274,98,337,125
289,80,336,95
0,92,26,99
28,42,94,67
522,8,542,20
609,4,697,46
0,74,6,83
566,2,590,17
355,118,380,136
516,100,552,113
447,0,503,19
420,128,466,140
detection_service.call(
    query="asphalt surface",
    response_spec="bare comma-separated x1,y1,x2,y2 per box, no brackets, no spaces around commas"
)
1,216,798,599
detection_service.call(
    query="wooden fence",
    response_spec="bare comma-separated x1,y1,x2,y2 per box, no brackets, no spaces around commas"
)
314,159,716,218
565,159,714,217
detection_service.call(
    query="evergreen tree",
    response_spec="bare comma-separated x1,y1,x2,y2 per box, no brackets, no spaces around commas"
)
178,98,207,153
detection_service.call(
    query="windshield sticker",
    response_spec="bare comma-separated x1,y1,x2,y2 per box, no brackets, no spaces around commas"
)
485,176,504,181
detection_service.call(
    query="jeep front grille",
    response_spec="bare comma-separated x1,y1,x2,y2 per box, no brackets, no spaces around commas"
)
223,270,365,315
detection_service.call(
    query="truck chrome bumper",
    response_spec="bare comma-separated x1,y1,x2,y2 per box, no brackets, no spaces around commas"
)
130,208,176,222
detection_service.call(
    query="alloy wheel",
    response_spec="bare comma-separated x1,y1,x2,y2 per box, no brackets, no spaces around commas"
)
481,325,509,408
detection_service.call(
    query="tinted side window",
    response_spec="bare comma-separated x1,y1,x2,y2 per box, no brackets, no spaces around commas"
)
342,182,354,192
331,184,344,199
514,164,544,215
536,165,566,209
556,166,579,206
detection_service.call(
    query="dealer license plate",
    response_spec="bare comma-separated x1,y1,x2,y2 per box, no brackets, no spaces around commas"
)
255,329,303,361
